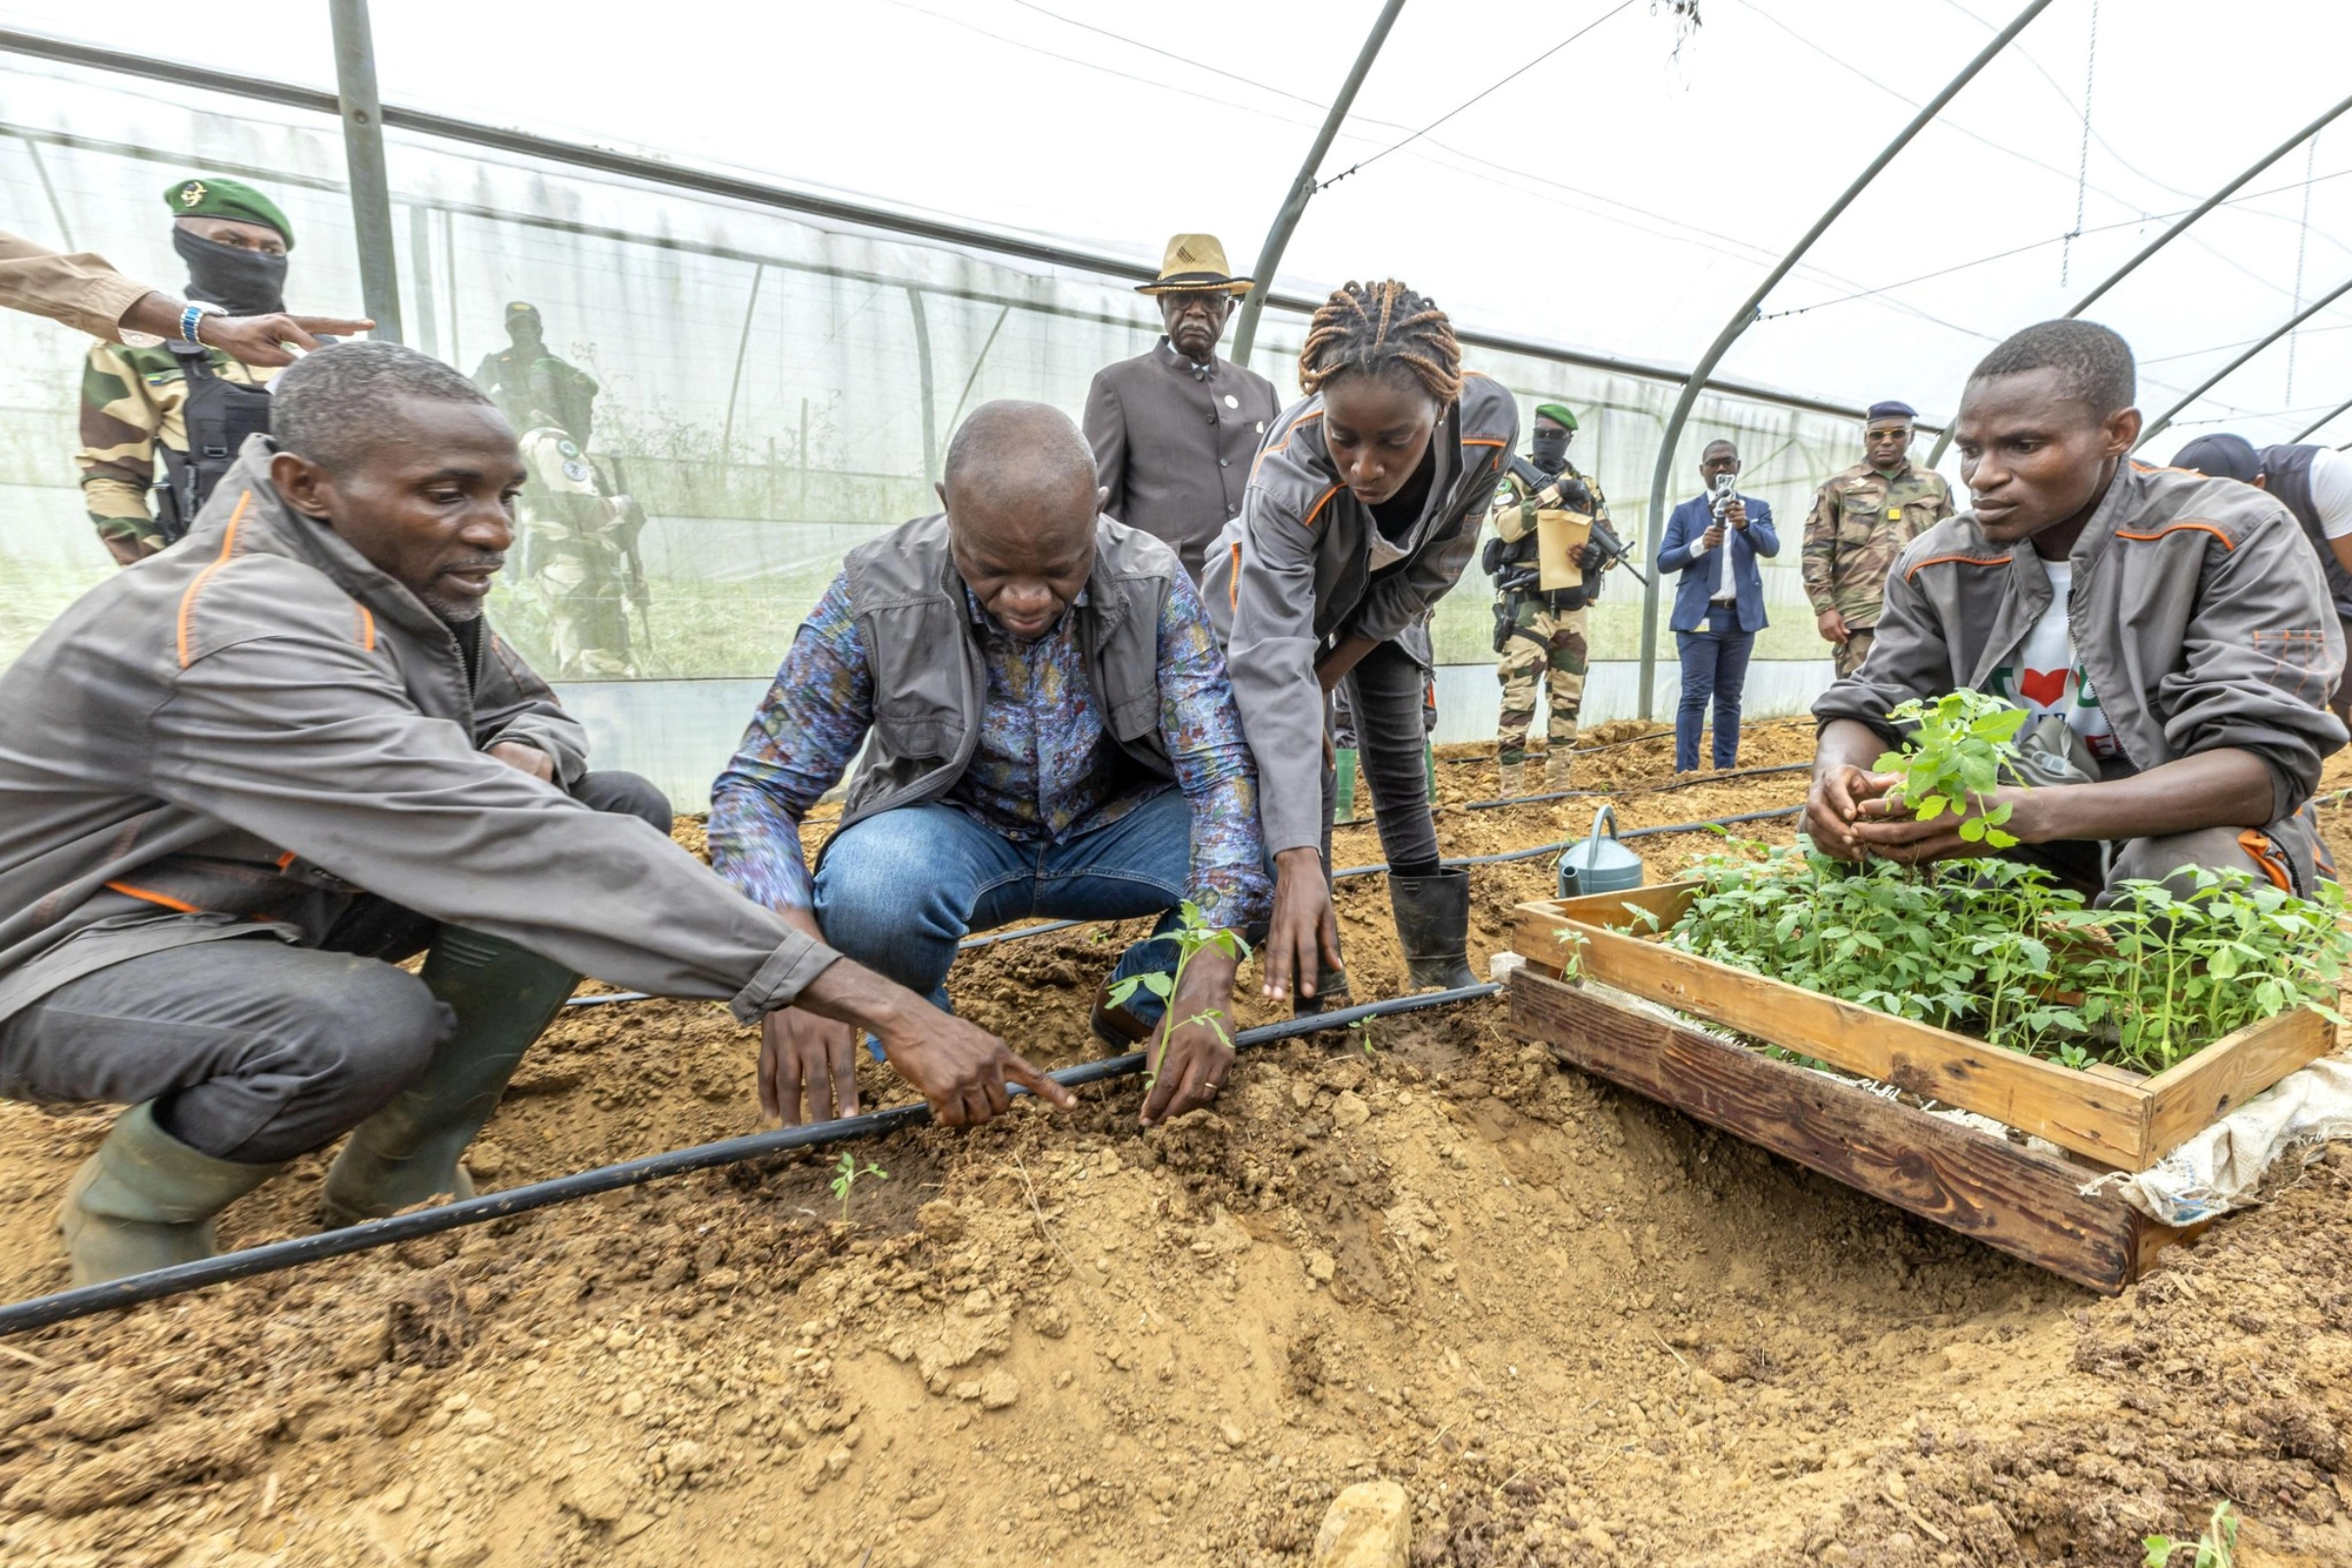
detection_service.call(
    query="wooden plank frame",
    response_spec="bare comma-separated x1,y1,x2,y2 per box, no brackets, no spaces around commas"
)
1507,967,2185,1294
1513,882,2332,1172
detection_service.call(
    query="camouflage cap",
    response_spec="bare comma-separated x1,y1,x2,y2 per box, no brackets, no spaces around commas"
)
1534,402,1579,432
165,176,293,248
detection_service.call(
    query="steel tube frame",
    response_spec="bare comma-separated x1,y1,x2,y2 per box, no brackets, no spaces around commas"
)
0,25,1923,428
1230,0,1407,369
326,0,402,342
1636,0,2054,719
2290,392,2352,445
2069,90,2352,320
1924,87,2352,471
2136,270,2352,449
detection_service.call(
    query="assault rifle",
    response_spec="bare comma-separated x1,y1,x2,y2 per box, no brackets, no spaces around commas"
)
1503,455,1646,586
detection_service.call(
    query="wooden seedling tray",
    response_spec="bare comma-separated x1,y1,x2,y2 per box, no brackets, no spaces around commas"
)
1505,967,2189,1294
1511,881,2333,1172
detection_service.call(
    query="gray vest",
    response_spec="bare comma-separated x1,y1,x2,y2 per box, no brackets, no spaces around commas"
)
828,513,1178,846
2259,443,2352,621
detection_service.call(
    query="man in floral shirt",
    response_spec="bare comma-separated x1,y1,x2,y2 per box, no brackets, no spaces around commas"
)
712,402,1270,1131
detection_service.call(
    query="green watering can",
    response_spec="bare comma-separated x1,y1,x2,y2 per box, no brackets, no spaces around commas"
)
1556,804,1644,901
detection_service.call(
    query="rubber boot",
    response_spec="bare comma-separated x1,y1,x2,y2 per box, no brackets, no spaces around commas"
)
1544,748,1575,792
321,927,575,1226
1390,867,1479,991
1332,748,1360,826
1495,760,1527,799
58,1102,283,1286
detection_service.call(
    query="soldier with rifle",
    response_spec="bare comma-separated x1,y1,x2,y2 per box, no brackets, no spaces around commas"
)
75,177,318,566
1485,403,1638,794
477,303,650,676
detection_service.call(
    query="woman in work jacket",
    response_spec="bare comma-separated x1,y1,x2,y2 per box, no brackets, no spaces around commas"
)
1205,280,1518,1005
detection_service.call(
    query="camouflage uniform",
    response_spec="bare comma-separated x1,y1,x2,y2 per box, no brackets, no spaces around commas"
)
1492,465,1605,768
513,425,642,679
1801,459,1953,677
475,348,598,446
76,340,277,565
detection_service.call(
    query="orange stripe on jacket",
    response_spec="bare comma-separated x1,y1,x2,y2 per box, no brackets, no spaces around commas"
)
1902,553,2012,581
175,490,252,668
1301,484,1344,529
355,604,376,652
103,879,205,914
1252,409,1323,481
2237,830,2294,892
1228,541,1242,613
2116,521,2234,551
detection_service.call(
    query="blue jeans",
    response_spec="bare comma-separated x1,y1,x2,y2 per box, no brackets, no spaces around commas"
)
813,787,1193,1027
1674,605,1756,772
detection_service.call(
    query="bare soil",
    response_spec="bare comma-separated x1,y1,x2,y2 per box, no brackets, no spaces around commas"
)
0,729,2344,1568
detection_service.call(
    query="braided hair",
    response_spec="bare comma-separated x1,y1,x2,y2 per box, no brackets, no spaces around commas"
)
1297,280,1462,406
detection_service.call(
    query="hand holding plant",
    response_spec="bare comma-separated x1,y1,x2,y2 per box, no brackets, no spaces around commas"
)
1108,902,1250,1128
1866,690,2031,853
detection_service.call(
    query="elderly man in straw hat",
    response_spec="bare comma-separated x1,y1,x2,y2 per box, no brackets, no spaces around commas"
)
1084,233,1283,583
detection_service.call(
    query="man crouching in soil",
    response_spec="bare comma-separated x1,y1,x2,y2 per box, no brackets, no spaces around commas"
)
1807,318,2345,894
0,342,1071,1287
710,400,1269,1131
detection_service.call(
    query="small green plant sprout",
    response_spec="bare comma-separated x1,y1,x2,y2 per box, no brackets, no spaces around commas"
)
829,1151,887,1224
1878,690,2030,850
1550,926,1591,982
2143,1500,2239,1568
1105,901,1251,1089
1348,1016,1377,1060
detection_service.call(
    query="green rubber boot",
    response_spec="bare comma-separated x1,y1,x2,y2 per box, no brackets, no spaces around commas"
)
59,1102,284,1286
320,926,576,1226
1333,748,1360,826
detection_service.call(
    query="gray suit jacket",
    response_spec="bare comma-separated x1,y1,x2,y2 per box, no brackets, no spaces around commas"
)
1084,338,1280,581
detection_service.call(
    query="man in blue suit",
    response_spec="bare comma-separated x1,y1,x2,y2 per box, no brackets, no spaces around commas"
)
1657,439,1779,771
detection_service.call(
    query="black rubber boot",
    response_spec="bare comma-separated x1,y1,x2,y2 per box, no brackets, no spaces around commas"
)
1390,867,1479,991
321,926,575,1226
59,1102,283,1286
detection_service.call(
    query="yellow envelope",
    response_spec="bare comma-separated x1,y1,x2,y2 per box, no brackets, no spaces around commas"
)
1535,509,1593,592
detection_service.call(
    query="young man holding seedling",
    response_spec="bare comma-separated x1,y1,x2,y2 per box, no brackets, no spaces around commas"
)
0,343,1071,1287
710,400,1270,1133
1806,319,2345,897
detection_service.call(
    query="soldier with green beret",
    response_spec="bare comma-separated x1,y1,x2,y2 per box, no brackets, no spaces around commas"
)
1488,401,1613,793
74,176,309,565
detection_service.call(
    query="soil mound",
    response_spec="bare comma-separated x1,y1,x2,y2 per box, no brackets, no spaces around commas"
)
0,739,2341,1567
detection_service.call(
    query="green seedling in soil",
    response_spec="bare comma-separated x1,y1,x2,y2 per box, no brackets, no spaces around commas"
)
1877,690,2030,850
1106,901,1250,1091
2143,1499,2238,1568
830,1152,887,1224
1349,1017,1378,1060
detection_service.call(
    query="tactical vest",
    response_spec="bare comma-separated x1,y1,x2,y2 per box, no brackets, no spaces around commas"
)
2259,443,2352,621
823,514,1178,853
1488,463,1600,612
155,342,274,544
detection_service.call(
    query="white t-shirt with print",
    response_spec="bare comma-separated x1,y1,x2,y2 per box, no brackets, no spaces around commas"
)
1990,557,2122,761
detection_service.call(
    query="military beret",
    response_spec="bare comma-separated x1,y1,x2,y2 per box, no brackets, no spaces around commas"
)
1534,402,1580,432
165,176,293,248
506,300,542,323
1865,400,1917,423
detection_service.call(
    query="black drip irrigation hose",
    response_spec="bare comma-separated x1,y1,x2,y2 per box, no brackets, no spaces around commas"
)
0,983,1499,1338
562,802,1811,1010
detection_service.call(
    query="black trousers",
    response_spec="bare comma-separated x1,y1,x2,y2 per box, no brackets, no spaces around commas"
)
0,771,669,1162
1322,639,1440,875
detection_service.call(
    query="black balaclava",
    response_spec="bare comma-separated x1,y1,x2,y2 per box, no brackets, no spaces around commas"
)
1531,424,1571,474
173,227,288,317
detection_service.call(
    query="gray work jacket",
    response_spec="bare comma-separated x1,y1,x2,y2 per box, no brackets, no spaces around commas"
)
1203,373,1519,853
828,511,1178,843
1083,340,1281,581
1813,460,2346,842
0,436,838,1028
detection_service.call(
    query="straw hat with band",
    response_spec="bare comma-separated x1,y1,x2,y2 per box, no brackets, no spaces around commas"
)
1136,233,1253,297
